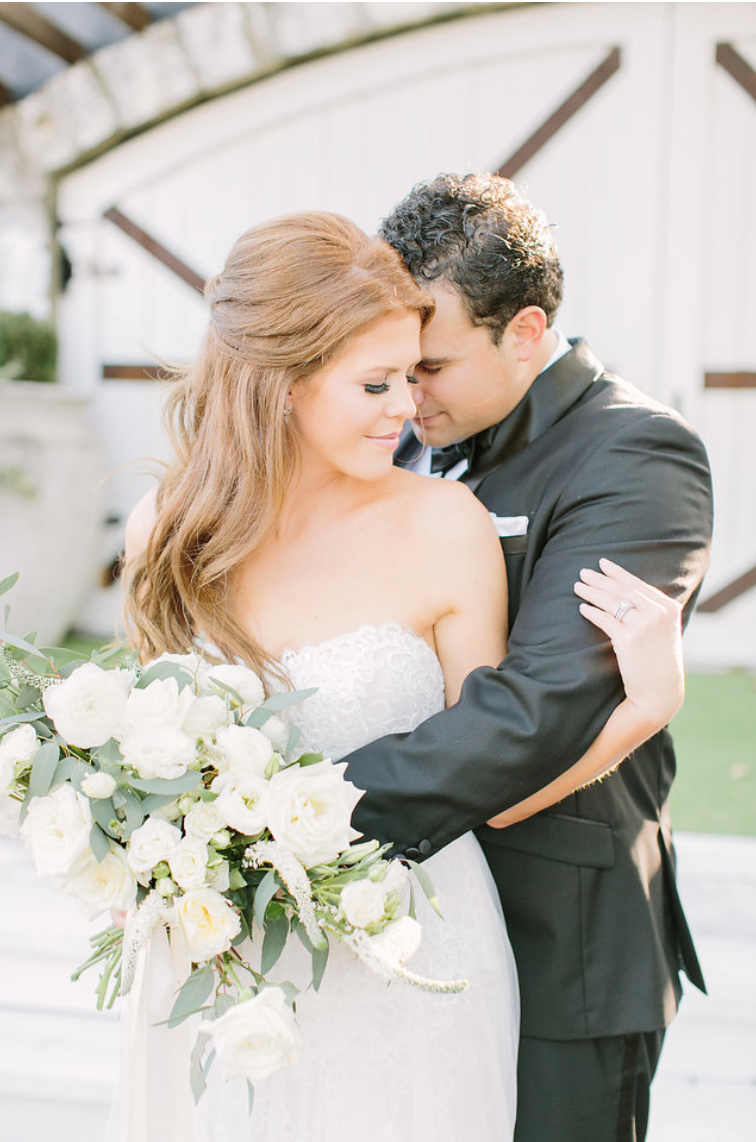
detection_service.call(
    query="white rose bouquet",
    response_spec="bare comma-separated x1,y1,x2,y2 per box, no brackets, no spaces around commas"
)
0,572,463,1105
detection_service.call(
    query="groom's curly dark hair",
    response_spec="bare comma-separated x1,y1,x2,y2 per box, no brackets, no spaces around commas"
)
379,173,564,345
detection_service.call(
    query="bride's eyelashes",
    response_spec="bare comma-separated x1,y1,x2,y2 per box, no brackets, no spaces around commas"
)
363,376,419,394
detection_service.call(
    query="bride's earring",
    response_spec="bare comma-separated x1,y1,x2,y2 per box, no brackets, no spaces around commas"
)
283,404,292,422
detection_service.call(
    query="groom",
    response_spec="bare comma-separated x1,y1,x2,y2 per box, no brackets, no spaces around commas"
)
343,175,713,1141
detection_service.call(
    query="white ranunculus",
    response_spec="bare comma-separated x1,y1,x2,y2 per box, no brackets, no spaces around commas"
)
340,879,388,929
208,664,265,709
182,695,230,740
81,771,118,800
215,724,273,780
169,837,209,891
207,860,230,893
0,794,22,836
369,915,422,964
120,727,196,781
127,816,182,876
382,859,410,898
66,844,137,920
266,760,363,868
259,715,289,753
210,988,300,1081
212,774,268,836
183,798,227,841
0,724,39,790
174,886,241,960
20,784,92,879
43,663,133,748
118,677,196,739
148,651,211,689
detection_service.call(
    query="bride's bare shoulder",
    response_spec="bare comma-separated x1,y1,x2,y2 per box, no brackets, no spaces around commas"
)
391,469,497,547
124,487,158,562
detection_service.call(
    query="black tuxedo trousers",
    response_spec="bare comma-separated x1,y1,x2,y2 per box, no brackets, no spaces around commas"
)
344,340,713,1043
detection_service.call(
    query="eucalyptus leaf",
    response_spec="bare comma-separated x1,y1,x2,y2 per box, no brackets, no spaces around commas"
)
0,572,19,597
246,1078,254,1116
136,661,195,691
295,925,329,991
93,739,123,767
254,870,278,924
27,742,60,801
285,724,301,754
120,790,147,838
17,682,41,706
89,797,119,837
0,630,42,657
168,965,215,1028
39,647,87,671
189,1029,211,1105
261,688,317,712
406,859,444,919
215,992,236,1017
0,711,45,729
138,792,181,816
261,914,289,974
89,821,111,862
53,755,91,787
130,771,202,795
242,707,271,729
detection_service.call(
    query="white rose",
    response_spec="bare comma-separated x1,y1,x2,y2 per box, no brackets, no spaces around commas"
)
174,886,241,960
368,916,422,964
81,771,118,799
65,844,137,920
183,799,227,840
259,715,289,753
0,794,22,836
43,663,133,748
208,664,265,709
210,988,299,1082
148,651,211,689
118,677,195,739
266,760,363,867
212,774,268,836
215,724,273,780
121,727,196,780
20,784,92,879
127,816,182,876
169,837,209,891
340,879,388,929
182,695,230,740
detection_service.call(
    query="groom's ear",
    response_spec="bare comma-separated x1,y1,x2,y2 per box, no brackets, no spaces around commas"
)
505,307,548,362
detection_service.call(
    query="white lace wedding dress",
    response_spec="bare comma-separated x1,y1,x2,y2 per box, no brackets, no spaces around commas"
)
115,623,519,1141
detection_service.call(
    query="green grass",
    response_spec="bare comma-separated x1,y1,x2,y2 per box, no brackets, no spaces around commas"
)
59,632,756,837
669,671,756,837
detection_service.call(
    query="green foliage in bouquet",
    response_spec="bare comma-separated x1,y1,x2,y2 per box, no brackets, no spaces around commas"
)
0,310,57,383
0,571,462,1105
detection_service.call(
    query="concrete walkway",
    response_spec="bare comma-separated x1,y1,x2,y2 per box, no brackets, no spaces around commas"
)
648,832,756,1142
1,831,753,1140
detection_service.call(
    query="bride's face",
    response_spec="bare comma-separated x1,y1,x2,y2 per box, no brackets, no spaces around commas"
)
288,312,421,481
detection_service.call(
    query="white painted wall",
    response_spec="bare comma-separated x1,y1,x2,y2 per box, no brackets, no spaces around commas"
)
53,2,756,662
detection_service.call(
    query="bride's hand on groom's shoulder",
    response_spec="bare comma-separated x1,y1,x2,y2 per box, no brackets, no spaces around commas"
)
574,558,685,732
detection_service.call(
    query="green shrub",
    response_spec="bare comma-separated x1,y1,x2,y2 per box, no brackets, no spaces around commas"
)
0,310,57,383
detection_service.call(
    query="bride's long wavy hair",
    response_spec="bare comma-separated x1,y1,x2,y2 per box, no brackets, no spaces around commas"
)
123,212,433,678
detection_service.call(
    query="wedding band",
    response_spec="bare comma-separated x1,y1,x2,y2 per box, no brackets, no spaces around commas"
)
614,599,636,623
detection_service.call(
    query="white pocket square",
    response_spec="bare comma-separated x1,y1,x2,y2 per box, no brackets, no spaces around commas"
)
490,514,529,537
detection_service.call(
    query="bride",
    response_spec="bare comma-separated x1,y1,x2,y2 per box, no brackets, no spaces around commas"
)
120,213,684,1141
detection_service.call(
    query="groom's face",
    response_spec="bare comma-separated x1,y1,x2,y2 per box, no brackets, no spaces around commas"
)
409,284,532,447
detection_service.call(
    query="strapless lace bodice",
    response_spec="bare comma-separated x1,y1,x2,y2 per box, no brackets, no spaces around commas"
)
275,622,446,760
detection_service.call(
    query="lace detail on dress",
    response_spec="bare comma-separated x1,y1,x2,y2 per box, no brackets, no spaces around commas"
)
275,622,446,760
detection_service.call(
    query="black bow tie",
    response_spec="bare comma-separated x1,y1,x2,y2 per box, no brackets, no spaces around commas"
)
430,441,469,475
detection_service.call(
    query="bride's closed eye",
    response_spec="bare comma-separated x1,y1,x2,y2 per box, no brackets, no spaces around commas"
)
364,382,390,394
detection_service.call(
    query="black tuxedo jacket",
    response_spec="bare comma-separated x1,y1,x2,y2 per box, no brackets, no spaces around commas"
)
344,340,713,1041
